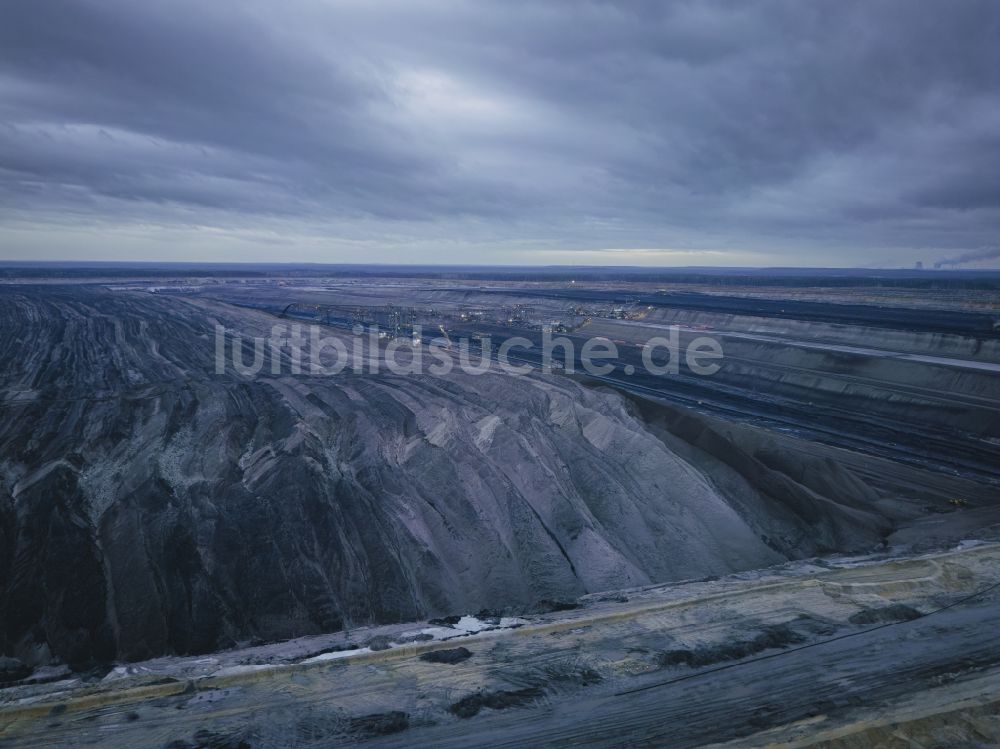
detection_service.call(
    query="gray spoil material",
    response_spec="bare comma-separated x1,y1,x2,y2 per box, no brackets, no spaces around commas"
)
420,646,472,664
0,287,889,665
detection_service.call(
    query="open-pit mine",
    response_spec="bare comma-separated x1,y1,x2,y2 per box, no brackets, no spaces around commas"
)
2,265,999,747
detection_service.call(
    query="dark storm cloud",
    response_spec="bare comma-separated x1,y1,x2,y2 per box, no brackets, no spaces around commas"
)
1,0,998,263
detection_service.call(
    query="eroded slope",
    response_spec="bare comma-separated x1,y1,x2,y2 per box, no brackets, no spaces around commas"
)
1,287,888,666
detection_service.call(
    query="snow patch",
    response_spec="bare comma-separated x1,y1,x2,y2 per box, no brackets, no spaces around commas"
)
301,647,372,664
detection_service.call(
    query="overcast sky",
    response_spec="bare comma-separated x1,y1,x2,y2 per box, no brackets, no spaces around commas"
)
1,0,998,267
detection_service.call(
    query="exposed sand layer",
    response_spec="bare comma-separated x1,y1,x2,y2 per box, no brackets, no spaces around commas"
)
2,543,998,748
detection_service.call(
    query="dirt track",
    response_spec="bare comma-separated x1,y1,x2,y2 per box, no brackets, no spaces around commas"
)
3,543,999,748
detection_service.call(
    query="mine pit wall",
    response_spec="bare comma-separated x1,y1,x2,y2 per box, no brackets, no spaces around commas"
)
584,314,1000,479
633,406,892,560
1,286,997,671
0,375,896,667
642,307,1000,362
707,337,999,434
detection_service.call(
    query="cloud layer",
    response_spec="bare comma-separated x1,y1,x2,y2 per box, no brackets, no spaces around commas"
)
1,0,998,265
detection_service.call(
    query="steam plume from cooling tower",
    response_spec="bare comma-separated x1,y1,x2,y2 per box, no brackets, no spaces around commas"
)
933,247,1000,269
